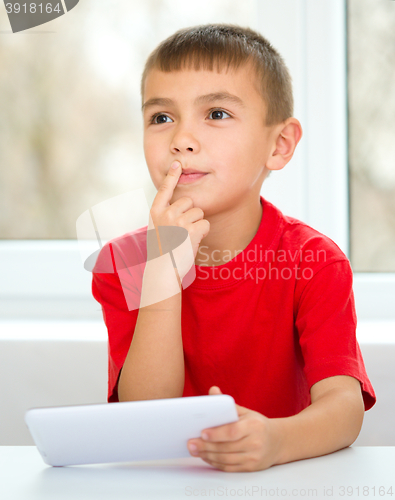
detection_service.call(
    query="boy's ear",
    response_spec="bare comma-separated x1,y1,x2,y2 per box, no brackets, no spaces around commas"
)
265,118,303,172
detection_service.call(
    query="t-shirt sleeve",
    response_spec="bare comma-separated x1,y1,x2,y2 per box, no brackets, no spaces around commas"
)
294,259,376,411
92,269,139,402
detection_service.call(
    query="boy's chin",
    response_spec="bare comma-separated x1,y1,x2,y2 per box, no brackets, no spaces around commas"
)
171,190,199,202
171,190,208,208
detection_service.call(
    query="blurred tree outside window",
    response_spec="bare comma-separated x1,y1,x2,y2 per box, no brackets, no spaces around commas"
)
0,0,256,239
347,0,395,272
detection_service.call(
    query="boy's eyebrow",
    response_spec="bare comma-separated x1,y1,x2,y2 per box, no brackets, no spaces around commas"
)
141,92,246,112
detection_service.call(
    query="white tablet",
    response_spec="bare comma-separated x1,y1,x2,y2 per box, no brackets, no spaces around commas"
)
25,395,238,467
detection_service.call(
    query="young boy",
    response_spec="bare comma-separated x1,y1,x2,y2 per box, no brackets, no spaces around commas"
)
92,23,376,473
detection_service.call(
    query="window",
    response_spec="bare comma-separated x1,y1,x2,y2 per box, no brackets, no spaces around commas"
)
347,0,395,272
1,0,393,322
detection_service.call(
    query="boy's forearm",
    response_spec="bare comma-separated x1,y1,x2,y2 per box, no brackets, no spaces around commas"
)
271,389,365,465
118,280,184,402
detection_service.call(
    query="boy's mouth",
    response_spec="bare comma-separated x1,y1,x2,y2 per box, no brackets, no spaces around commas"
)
181,168,205,175
178,171,208,185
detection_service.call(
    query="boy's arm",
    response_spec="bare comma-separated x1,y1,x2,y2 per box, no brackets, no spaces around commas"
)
118,161,210,402
272,375,365,465
118,288,184,402
186,376,364,472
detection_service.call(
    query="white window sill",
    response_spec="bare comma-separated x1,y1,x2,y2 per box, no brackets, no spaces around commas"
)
355,320,395,344
0,320,107,341
0,320,394,343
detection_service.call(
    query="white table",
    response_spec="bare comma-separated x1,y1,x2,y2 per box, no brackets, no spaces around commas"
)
1,446,394,500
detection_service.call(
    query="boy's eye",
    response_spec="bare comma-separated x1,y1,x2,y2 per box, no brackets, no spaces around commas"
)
208,109,231,120
150,114,172,125
149,108,231,125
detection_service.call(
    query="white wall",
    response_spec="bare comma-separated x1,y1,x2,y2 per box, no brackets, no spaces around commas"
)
0,321,107,445
1,321,393,446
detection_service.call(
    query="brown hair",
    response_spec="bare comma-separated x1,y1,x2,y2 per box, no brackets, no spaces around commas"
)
140,23,294,127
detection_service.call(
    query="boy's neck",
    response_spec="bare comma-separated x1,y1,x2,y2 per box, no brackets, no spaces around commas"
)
195,197,263,267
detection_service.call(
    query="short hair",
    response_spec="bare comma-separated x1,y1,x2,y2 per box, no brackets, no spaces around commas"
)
140,23,294,127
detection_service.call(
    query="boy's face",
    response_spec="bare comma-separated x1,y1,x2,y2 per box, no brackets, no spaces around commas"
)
142,63,279,216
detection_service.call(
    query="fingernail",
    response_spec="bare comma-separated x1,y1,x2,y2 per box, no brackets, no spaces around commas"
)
189,443,198,453
171,161,180,169
202,432,209,441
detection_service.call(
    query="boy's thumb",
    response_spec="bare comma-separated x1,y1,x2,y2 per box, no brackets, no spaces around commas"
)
208,386,222,395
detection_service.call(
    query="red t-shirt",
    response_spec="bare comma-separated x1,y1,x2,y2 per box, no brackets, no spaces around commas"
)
92,195,376,417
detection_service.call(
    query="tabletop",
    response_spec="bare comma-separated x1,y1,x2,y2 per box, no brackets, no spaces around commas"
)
1,446,394,500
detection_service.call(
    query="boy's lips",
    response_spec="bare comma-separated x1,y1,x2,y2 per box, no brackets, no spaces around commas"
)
177,171,209,185
181,168,206,175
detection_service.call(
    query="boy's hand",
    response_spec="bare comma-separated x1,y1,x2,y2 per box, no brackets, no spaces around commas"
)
187,386,282,472
149,161,210,273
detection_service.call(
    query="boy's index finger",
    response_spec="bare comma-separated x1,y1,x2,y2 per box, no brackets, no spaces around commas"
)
154,161,182,208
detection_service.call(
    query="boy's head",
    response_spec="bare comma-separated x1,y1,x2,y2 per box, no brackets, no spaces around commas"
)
141,24,302,216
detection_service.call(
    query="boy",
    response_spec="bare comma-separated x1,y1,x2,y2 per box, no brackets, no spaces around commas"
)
92,24,376,472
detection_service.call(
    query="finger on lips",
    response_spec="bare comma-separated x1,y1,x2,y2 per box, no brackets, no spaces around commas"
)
153,160,182,209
